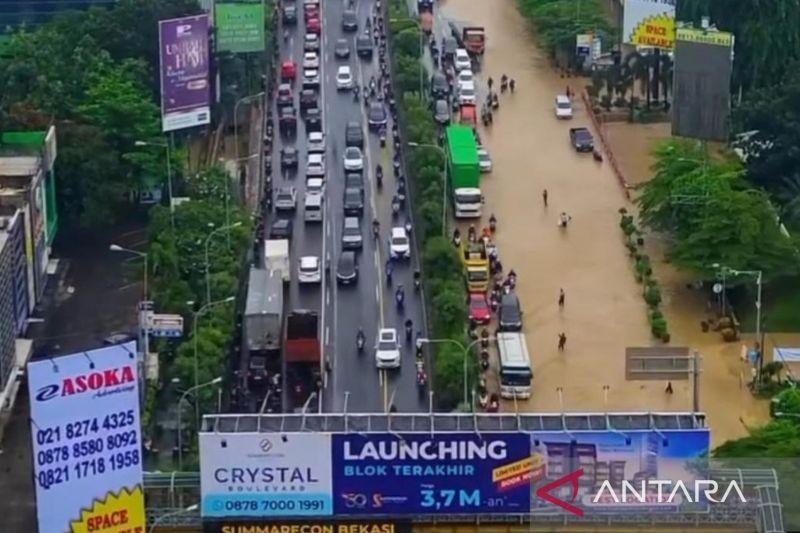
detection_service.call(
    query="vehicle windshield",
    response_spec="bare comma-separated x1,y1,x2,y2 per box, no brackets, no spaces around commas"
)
500,368,533,386
391,236,408,245
468,270,488,281
344,224,360,235
378,341,396,352
461,87,475,96
300,262,318,272
557,101,571,109
345,148,361,158
456,192,482,203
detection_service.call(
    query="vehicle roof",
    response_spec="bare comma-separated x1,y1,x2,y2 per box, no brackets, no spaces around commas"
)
344,216,360,227
278,82,292,90
356,34,371,43
338,250,356,265
456,48,469,56
300,256,319,267
304,192,323,205
379,328,397,339
277,186,295,194
282,145,297,153
344,186,362,195
446,125,479,165
391,226,407,237
496,332,532,368
470,292,488,302
273,218,291,227
308,131,323,139
308,153,323,161
556,94,570,103
245,268,283,316
435,100,449,111
344,146,362,154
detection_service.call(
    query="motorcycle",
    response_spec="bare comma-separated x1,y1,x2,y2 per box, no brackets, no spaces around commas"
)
379,130,386,147
467,225,477,242
405,321,413,342
385,262,394,285
395,286,405,310
376,169,383,189
356,331,365,352
391,196,401,217
489,215,497,233
416,370,427,387
353,85,360,101
405,221,412,236
413,271,421,292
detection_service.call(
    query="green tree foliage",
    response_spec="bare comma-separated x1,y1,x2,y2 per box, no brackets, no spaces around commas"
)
678,0,800,92
774,387,800,417
636,139,798,279
517,0,612,54
394,28,422,60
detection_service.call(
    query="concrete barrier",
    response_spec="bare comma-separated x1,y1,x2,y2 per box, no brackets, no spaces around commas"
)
581,91,631,201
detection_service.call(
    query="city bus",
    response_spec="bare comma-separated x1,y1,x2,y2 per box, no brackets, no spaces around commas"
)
496,332,533,399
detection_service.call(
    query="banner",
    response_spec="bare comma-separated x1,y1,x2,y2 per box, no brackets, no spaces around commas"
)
159,14,211,132
202,520,411,533
676,27,734,47
331,433,532,515
216,3,266,53
200,433,334,517
28,342,144,533
622,0,676,49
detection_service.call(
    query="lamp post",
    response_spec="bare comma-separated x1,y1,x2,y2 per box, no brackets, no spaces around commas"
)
177,377,223,470
416,336,490,407
148,504,199,533
204,222,242,305
191,296,235,428
389,18,424,100
109,245,149,363
407,142,447,236
234,92,266,163
135,140,174,231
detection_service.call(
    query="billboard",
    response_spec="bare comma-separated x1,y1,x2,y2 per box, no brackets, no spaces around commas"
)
622,0,676,49
159,14,211,132
215,2,266,53
200,433,334,518
27,342,144,533
202,520,411,533
530,430,710,515
672,28,734,141
331,433,532,515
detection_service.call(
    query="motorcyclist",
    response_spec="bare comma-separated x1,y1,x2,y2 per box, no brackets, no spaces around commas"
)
468,224,477,242
356,328,365,351
453,227,461,246
376,163,383,185
372,218,380,239
385,259,394,284
404,318,413,341
489,213,497,232
395,285,405,307
500,74,509,92
325,253,331,278
405,220,412,235
391,194,400,214
413,269,421,290
510,79,516,93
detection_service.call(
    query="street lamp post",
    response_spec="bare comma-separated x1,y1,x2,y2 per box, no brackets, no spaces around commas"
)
234,92,266,163
389,18,424,100
177,377,223,470
135,140,174,230
416,336,489,407
109,245,149,364
148,504,198,533
407,142,448,236
204,222,242,305
191,296,235,428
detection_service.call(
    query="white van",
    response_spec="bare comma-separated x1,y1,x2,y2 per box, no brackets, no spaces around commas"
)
304,192,323,222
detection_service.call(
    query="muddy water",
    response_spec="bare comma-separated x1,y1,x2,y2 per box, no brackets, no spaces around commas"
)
440,0,769,445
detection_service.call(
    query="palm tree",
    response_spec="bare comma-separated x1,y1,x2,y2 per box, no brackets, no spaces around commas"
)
624,51,652,109
659,54,674,103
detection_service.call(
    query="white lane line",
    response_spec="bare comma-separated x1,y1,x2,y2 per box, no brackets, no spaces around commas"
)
326,285,330,306
325,326,330,345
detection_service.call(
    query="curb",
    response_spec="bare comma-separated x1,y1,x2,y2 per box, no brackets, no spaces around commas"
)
582,91,632,202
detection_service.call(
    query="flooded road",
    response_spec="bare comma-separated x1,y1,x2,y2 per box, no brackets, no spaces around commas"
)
438,0,769,445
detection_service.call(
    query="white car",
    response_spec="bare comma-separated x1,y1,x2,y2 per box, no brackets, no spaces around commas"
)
303,51,320,69
456,69,474,89
343,146,364,171
477,147,492,173
298,256,321,283
308,131,325,153
306,153,325,177
303,68,320,86
375,328,401,369
555,94,573,119
454,48,471,71
389,226,410,259
306,177,325,196
336,65,353,90
457,82,476,105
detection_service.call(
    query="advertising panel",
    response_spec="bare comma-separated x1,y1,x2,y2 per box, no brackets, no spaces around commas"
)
8,211,29,335
331,433,532,515
202,520,411,533
27,342,144,533
200,432,333,518
622,0,676,49
530,430,710,515
215,2,266,53
159,14,211,132
676,27,734,47
22,204,36,313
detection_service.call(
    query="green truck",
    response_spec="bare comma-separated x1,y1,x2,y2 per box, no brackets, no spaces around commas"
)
445,125,482,218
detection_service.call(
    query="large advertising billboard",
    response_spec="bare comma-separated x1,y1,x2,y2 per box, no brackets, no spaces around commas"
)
215,2,266,53
331,433,533,515
200,433,334,518
622,0,676,49
159,14,211,132
202,520,411,533
27,342,144,533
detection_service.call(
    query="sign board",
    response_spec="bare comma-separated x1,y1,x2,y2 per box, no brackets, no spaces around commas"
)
27,342,145,533
622,0,676,49
148,313,185,338
676,27,734,47
200,432,334,517
202,520,412,533
215,2,266,53
331,433,532,515
159,14,211,132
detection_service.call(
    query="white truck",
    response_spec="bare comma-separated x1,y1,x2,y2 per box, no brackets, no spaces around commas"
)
264,239,290,282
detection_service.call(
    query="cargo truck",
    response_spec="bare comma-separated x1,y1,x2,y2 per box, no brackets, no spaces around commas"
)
446,125,482,218
462,240,490,292
417,0,433,33
285,309,321,410
244,268,284,391
264,239,290,282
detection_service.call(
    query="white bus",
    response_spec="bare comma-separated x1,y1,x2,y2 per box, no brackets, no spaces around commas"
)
496,332,533,399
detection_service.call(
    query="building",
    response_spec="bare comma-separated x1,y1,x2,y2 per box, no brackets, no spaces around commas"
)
0,127,58,438
0,0,116,36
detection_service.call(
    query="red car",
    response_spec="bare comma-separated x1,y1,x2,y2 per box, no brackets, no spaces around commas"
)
468,292,491,324
304,5,319,21
306,17,321,34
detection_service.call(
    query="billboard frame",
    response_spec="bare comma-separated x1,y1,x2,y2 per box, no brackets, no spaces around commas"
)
214,2,266,53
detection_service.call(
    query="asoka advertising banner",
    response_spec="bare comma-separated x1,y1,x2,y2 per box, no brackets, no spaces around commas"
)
202,520,411,533
159,14,211,132
200,433,334,518
530,430,711,516
622,0,676,49
332,433,532,515
215,2,266,53
27,342,144,533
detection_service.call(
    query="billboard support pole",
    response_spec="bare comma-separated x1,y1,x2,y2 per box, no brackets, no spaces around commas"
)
300,391,317,431
649,412,669,446
471,390,480,439
692,350,700,412
428,390,434,437
512,390,521,430
343,391,350,433
257,390,272,432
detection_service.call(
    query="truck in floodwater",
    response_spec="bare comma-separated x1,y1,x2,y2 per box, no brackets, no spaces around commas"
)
285,309,321,410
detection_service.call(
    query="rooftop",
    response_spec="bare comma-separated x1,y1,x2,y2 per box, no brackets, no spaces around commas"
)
0,156,41,178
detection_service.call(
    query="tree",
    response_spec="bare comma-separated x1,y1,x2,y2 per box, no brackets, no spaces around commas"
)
394,28,421,60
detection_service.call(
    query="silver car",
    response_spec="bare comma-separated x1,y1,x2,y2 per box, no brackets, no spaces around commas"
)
274,186,297,211
341,216,363,249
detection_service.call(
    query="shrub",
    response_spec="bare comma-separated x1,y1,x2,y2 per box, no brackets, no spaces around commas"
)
651,317,668,339
644,284,662,307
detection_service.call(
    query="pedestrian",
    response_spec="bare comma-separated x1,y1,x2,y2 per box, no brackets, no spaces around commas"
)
487,76,494,91
510,79,516,93
665,381,673,394
558,288,565,308
565,85,571,98
558,333,567,351
542,188,548,207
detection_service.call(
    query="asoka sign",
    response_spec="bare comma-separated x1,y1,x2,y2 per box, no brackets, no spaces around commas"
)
342,439,509,461
35,365,136,402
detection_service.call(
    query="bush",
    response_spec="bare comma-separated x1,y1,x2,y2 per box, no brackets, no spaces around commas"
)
651,317,668,339
644,283,662,307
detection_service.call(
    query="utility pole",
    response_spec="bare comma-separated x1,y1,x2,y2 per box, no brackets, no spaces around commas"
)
692,350,700,412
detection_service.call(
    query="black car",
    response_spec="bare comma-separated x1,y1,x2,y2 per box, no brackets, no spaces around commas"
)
334,38,351,58
278,106,297,136
442,36,458,63
281,146,299,169
282,4,297,24
277,83,294,107
356,34,373,58
498,292,523,331
345,121,364,148
430,71,449,98
343,187,365,216
367,102,388,131
341,9,358,31
336,251,359,285
344,172,364,192
270,218,294,239
305,107,322,132
299,88,318,111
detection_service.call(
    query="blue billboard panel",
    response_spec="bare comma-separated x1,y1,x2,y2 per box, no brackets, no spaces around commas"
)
332,433,532,515
530,430,710,515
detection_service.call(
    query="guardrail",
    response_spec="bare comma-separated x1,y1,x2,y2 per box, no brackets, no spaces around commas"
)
581,91,632,201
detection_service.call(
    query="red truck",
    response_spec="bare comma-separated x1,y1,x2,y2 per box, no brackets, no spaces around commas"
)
285,310,321,410
417,0,434,34
463,27,486,55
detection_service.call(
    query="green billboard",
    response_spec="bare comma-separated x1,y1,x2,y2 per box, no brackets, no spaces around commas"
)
215,2,265,53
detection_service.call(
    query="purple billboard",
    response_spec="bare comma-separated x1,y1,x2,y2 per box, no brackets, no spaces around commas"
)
159,14,211,132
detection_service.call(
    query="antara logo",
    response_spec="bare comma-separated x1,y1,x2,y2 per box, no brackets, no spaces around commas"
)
35,366,136,402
